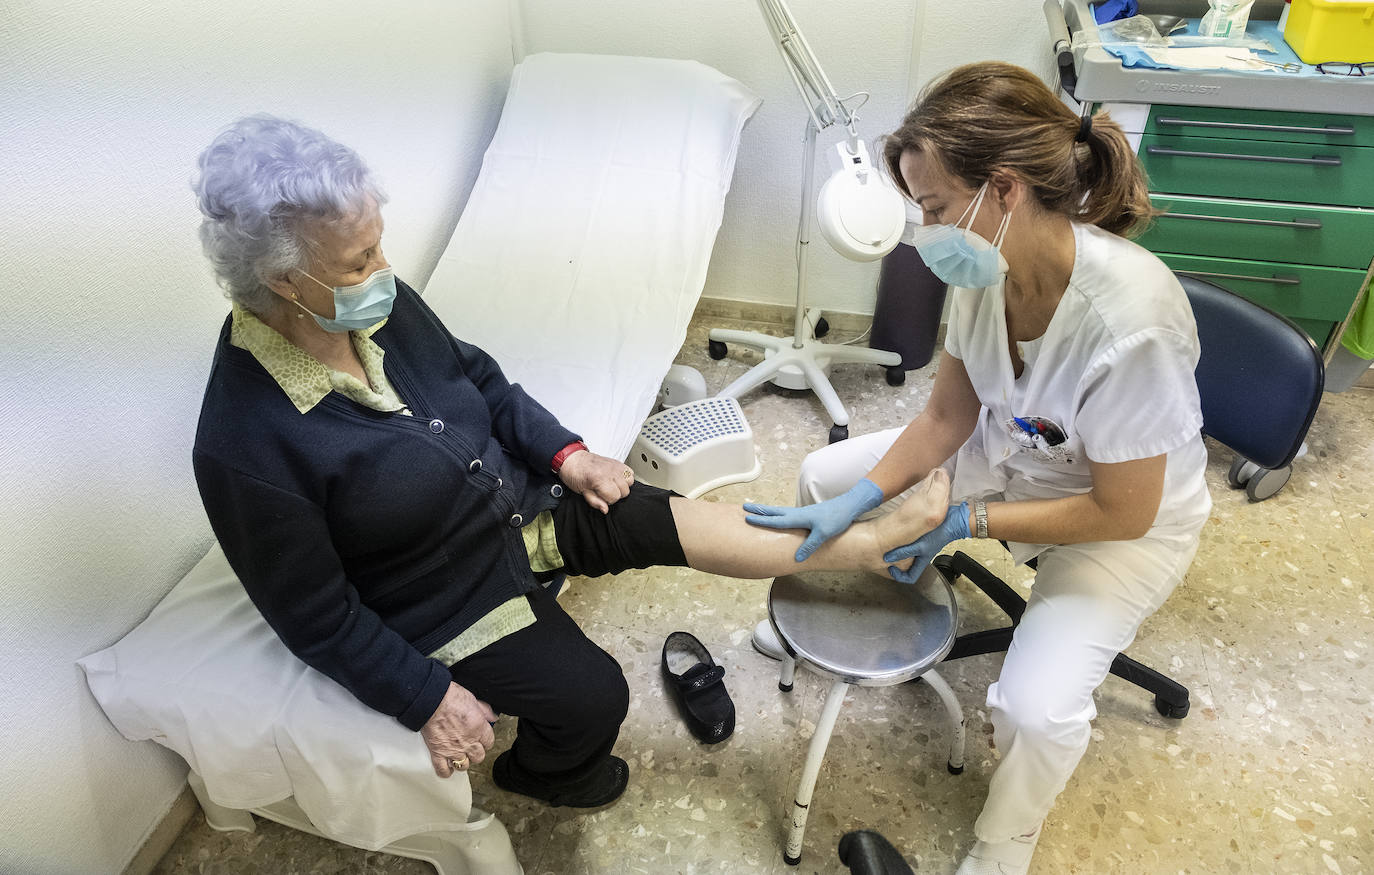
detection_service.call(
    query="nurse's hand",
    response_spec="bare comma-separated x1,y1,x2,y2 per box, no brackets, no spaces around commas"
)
882,502,971,584
559,449,633,513
422,682,498,779
744,478,885,562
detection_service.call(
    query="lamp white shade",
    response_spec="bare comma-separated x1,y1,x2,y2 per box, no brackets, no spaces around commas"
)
816,140,906,262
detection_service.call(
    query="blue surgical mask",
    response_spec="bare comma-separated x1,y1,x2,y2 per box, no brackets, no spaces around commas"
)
294,266,397,332
908,182,1012,289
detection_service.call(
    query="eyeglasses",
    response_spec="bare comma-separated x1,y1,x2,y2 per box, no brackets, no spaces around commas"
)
1314,62,1371,76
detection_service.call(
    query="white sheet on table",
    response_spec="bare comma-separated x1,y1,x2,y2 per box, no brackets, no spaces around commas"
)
424,53,761,462
78,542,471,851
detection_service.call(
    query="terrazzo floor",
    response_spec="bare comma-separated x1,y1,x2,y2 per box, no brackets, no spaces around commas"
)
152,309,1374,875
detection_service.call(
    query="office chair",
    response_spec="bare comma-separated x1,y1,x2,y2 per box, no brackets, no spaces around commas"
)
933,275,1324,720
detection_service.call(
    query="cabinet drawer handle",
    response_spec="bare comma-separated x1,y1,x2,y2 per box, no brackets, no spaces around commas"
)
1146,146,1342,167
1176,270,1301,286
1155,117,1356,136
1162,211,1323,230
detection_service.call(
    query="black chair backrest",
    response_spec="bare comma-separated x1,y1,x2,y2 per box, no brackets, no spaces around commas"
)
1179,274,1324,471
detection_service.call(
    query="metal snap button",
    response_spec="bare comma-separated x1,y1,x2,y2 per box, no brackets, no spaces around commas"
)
509,513,523,527
550,484,564,497
429,419,445,434
495,478,502,488
469,459,482,473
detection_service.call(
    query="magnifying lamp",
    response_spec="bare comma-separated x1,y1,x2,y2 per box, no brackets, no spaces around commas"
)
816,140,907,262
706,0,907,443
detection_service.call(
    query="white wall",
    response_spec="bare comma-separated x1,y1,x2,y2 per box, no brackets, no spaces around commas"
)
515,0,1056,316
0,2,513,872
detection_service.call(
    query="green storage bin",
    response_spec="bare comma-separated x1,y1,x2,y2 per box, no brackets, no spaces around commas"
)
1341,277,1374,359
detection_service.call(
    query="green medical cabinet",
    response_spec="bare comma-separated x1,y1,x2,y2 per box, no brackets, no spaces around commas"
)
1133,103,1374,356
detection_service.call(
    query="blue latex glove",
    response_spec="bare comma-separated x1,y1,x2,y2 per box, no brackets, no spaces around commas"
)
1092,0,1138,24
882,501,971,584
744,478,884,562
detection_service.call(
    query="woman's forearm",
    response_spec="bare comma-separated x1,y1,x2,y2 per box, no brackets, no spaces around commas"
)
982,454,1166,545
980,493,1142,545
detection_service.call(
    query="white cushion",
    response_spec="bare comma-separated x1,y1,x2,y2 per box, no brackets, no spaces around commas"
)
78,542,471,851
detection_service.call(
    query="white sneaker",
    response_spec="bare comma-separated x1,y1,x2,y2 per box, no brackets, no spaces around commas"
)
750,618,786,660
954,825,1042,875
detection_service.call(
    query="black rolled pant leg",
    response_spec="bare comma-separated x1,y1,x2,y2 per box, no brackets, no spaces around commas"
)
448,585,629,787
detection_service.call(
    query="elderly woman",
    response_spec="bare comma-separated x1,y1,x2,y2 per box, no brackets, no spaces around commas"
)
191,114,949,809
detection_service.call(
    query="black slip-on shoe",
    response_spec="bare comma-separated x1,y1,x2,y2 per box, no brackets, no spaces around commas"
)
490,750,629,808
838,829,916,875
661,631,735,744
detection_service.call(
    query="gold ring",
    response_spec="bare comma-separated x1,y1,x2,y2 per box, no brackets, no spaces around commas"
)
449,756,468,771
623,469,634,481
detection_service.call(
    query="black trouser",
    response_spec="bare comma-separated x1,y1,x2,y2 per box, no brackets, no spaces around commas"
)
448,483,686,788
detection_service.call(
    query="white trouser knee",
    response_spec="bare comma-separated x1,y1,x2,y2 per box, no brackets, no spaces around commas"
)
795,427,905,506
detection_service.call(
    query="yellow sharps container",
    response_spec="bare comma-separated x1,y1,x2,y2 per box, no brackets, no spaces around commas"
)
1284,0,1374,64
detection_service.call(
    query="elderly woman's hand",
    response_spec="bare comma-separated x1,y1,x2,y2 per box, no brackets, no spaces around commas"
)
558,449,634,513
421,682,498,779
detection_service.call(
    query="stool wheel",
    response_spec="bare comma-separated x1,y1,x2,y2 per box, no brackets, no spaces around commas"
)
1154,694,1189,719
814,316,830,338
779,681,794,693
947,762,964,775
828,424,848,444
885,365,906,386
708,339,728,360
784,851,801,866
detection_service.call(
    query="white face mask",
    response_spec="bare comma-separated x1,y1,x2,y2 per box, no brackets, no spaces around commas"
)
293,266,397,332
907,182,1012,289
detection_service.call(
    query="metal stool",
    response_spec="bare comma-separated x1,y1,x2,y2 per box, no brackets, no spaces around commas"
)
768,566,965,866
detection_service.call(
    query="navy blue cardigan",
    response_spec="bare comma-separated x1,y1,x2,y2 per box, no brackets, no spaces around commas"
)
193,281,580,731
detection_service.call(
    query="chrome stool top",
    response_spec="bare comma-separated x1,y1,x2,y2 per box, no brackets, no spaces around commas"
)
768,565,957,687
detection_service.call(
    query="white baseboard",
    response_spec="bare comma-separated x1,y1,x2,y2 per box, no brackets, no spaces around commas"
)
123,784,198,875
693,296,947,345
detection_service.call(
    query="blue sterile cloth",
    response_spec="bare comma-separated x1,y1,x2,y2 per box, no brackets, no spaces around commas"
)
1092,0,1138,24
1105,44,1170,68
1102,21,1336,76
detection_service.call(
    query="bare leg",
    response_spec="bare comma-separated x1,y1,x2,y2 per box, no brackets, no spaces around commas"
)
672,468,951,579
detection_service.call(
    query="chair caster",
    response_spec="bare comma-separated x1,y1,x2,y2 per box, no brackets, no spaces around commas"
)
1227,456,1259,488
779,680,793,693
1227,456,1291,501
784,851,801,866
1246,465,1291,502
708,339,727,360
885,365,906,386
814,316,829,338
1155,694,1189,719
947,762,964,775
829,424,848,444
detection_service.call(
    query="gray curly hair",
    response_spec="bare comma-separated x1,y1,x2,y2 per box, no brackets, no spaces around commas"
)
192,115,387,314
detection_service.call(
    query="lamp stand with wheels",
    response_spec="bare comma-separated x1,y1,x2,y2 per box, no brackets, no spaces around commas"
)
708,0,905,444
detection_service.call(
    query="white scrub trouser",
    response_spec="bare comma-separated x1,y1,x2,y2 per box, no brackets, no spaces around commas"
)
796,428,1201,842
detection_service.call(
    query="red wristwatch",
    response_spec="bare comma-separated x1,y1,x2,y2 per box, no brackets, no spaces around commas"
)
550,440,588,474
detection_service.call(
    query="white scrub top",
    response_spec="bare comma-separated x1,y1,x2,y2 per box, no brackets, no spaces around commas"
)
944,221,1212,563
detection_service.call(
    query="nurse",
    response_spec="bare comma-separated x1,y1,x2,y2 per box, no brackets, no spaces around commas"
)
745,62,1211,875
